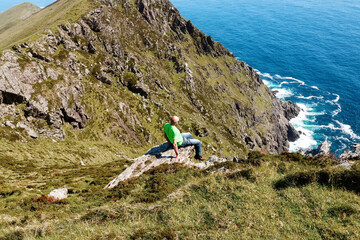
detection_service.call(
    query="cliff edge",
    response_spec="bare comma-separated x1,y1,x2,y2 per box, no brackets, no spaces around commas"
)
0,0,299,157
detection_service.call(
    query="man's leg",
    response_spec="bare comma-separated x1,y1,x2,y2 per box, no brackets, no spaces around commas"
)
181,132,193,140
181,138,201,157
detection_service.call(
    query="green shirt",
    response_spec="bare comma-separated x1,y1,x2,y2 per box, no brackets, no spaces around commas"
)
164,123,183,146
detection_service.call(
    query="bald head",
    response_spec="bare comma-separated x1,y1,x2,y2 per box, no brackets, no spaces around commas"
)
170,116,179,125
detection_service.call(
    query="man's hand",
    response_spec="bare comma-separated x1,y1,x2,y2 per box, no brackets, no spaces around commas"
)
174,155,180,162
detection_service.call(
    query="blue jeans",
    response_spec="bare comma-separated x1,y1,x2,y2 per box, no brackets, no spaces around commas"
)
164,133,202,157
180,132,202,157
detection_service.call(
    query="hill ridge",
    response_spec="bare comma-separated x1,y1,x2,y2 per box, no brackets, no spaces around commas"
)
0,2,41,34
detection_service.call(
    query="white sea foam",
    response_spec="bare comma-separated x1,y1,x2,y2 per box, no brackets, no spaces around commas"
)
306,111,326,116
259,72,274,80
335,136,351,142
274,74,305,85
273,88,293,99
297,95,324,100
334,120,360,140
289,103,319,152
289,127,318,152
325,98,342,117
262,80,271,85
279,81,289,87
333,94,340,102
332,106,342,117
289,103,317,152
310,86,319,90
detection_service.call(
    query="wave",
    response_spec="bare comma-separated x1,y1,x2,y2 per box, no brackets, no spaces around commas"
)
274,74,305,85
279,81,289,87
297,95,324,100
257,71,274,80
332,105,342,117
272,88,293,99
289,104,318,151
333,94,340,102
334,120,360,140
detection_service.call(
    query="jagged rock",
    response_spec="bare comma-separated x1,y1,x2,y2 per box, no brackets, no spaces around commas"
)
339,143,360,160
335,161,355,170
25,97,49,119
208,155,219,162
282,100,301,121
305,140,331,157
5,121,16,129
16,122,38,138
104,144,228,189
96,71,113,85
48,188,68,200
38,128,65,139
287,124,300,142
212,167,230,174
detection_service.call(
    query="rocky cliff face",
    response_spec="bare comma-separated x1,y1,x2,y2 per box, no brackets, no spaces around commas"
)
0,0,299,157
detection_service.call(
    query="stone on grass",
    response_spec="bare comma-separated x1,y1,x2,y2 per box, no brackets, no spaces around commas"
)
48,188,68,200
104,144,228,189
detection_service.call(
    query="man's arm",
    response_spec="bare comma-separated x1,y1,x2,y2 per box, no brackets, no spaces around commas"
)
173,141,179,160
164,132,180,161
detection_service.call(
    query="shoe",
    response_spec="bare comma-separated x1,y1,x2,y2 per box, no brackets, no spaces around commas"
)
195,155,205,161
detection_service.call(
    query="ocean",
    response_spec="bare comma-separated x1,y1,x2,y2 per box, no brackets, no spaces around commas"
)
171,0,360,155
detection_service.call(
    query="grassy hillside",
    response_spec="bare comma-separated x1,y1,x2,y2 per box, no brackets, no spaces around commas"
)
1,140,359,239
0,0,97,50
0,2,40,35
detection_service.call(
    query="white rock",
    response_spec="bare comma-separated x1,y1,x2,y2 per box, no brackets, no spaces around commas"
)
104,144,229,189
48,188,68,200
5,121,15,129
16,122,38,138
336,161,355,170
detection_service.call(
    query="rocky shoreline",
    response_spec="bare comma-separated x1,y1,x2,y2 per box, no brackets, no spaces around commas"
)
298,140,360,169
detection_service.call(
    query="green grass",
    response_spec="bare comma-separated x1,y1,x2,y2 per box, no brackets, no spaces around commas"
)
0,0,97,50
0,2,40,34
1,145,360,239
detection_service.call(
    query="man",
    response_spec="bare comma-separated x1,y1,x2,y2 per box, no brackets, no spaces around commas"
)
164,116,204,161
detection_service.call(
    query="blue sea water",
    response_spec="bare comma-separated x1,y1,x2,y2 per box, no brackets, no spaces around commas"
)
171,0,360,155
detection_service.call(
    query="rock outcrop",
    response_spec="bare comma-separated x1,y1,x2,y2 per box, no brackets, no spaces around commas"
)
339,143,360,160
304,140,331,157
104,144,228,189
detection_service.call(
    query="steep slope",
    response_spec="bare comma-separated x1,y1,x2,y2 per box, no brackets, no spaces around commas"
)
0,2,41,34
0,0,299,158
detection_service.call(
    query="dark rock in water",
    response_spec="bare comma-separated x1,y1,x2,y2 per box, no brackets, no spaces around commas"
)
304,140,331,157
282,100,301,121
287,124,300,142
339,143,360,160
